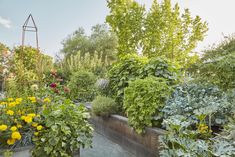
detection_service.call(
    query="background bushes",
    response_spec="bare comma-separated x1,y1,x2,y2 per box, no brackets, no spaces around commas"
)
68,71,97,102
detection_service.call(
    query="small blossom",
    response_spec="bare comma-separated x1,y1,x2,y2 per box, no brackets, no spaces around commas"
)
11,131,21,140
6,110,14,116
50,83,57,88
7,138,16,145
0,124,8,131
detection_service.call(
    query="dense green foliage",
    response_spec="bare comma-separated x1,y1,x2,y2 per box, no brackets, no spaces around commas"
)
107,0,207,68
160,115,235,157
68,71,97,102
32,101,93,157
108,54,148,109
140,57,180,85
5,46,53,97
124,77,172,134
191,37,235,90
92,96,117,117
108,54,180,109
163,83,233,126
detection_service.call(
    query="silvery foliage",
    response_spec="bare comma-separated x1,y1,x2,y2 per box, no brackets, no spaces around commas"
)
162,83,233,126
95,78,109,90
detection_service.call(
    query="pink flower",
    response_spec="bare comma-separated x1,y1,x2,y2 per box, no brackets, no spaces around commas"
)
50,83,57,88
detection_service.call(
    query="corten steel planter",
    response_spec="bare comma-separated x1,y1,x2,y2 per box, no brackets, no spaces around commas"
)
90,114,165,157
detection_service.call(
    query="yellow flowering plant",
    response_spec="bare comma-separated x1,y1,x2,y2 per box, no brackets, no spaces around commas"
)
0,97,44,148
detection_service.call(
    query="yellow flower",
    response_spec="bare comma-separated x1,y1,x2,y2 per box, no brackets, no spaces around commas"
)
17,124,22,128
0,124,8,131
37,125,43,131
21,116,26,120
32,122,38,127
7,98,14,102
8,102,16,107
27,113,36,118
0,102,7,105
10,126,17,131
7,138,16,145
16,98,23,103
24,116,32,123
28,97,36,103
6,110,14,116
43,98,51,103
34,132,39,136
11,131,21,140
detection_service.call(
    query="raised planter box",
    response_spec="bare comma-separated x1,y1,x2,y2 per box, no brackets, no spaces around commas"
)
90,114,165,157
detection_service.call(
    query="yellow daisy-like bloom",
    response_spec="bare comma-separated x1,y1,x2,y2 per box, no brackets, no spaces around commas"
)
17,124,22,128
32,122,38,127
6,110,14,116
11,131,21,140
43,98,51,103
10,126,17,131
8,102,16,107
37,125,43,131
7,138,16,145
7,98,14,102
27,113,36,118
0,124,8,131
24,116,33,123
34,132,39,136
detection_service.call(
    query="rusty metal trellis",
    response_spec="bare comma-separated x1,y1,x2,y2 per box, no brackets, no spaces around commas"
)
22,14,39,49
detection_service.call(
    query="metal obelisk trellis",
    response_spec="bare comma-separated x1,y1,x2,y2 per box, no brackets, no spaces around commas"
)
22,14,39,50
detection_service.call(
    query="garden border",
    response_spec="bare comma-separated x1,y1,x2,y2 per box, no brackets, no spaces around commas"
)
90,114,165,157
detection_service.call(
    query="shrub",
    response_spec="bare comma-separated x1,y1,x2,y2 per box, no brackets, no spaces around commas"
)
163,83,234,127
108,54,148,110
92,96,117,117
108,54,180,112
32,101,93,157
192,53,235,90
140,57,180,85
68,71,97,102
124,77,172,134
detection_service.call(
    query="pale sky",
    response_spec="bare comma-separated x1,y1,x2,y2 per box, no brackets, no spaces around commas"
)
0,0,235,57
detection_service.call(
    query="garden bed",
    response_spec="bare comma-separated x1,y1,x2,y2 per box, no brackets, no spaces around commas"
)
90,114,165,157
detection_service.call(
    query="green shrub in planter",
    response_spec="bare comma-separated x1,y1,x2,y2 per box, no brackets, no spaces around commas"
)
108,54,148,110
68,71,97,102
92,96,117,117
124,76,172,134
32,100,93,157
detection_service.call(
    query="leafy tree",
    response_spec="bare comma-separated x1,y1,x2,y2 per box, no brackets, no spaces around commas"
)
61,24,118,65
106,0,208,68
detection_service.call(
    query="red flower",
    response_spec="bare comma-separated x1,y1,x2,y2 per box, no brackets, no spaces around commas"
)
50,83,57,88
54,89,59,93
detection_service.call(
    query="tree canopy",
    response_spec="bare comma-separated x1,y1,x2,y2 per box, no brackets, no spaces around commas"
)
106,0,208,68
